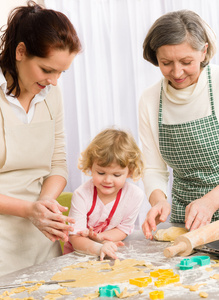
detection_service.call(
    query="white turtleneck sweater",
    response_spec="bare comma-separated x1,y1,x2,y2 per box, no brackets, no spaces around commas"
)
139,64,219,200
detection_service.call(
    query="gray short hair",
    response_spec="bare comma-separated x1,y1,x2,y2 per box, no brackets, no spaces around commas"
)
143,10,216,67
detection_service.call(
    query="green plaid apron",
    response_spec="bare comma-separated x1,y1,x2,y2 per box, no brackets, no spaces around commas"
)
159,65,219,223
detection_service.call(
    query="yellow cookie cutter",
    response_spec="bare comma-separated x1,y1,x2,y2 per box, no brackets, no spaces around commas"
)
149,290,164,299
129,276,152,287
154,274,180,287
150,269,174,277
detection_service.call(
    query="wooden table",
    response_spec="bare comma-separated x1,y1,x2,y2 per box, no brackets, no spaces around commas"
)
0,223,219,299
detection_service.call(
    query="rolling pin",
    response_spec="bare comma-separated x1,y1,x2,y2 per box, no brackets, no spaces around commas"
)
164,220,219,258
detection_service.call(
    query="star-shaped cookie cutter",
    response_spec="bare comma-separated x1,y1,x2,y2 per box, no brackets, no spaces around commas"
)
99,284,120,297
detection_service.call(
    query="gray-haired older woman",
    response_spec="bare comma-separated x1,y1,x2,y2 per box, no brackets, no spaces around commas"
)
139,10,219,239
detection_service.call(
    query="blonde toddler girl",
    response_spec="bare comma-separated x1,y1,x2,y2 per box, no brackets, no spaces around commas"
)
64,128,145,260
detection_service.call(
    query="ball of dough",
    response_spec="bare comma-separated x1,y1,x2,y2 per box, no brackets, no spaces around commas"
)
153,226,188,241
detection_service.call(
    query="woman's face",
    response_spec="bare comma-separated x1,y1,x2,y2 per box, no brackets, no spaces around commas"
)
156,41,208,89
15,43,76,97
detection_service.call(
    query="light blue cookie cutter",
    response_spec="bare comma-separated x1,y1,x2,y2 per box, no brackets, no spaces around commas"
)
176,255,210,270
99,285,120,297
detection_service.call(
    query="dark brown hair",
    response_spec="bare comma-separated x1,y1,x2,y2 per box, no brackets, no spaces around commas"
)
0,0,81,97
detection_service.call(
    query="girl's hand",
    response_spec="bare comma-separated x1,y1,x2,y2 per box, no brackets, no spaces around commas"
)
99,241,124,260
78,227,108,243
77,229,90,237
185,197,217,231
27,199,75,242
142,200,171,239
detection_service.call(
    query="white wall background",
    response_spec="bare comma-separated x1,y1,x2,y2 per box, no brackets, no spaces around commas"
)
0,0,44,28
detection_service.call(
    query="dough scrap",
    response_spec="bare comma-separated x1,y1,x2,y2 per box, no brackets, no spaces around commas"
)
83,291,99,299
211,274,219,280
199,292,208,298
175,283,206,291
2,283,42,296
115,287,139,298
46,288,72,295
44,294,62,300
205,267,213,272
154,227,188,241
51,259,152,288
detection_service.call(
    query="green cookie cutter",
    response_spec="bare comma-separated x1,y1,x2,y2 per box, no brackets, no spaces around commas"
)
176,255,210,270
99,285,120,297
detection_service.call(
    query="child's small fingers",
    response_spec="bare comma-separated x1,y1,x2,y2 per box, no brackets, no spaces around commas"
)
116,241,124,247
100,252,105,261
107,249,117,260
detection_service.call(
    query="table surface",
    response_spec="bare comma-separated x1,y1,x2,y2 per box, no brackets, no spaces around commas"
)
0,223,219,299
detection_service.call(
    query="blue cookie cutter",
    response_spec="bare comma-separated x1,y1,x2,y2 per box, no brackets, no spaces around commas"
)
176,255,210,270
99,285,120,297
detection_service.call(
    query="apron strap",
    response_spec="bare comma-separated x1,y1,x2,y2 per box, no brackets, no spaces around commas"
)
87,186,122,232
44,99,54,120
105,188,122,222
87,186,98,218
206,65,216,116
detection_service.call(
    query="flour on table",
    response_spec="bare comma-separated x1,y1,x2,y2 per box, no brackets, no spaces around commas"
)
175,282,206,291
115,287,142,298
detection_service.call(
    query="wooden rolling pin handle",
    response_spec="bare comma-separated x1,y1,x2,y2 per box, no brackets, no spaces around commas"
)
163,241,187,258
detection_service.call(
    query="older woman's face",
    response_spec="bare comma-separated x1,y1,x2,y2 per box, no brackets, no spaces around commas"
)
156,41,208,89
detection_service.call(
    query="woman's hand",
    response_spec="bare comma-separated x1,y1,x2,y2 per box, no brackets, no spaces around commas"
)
142,200,171,239
100,241,124,260
78,227,103,242
185,196,217,231
27,199,75,242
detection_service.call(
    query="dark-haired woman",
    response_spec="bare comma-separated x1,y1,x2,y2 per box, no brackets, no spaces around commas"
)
139,10,219,240
0,1,81,275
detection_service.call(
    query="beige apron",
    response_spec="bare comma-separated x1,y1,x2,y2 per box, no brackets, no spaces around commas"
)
0,89,62,276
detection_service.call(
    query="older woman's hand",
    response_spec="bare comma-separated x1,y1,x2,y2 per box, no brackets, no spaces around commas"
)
27,199,75,242
142,200,171,239
185,196,217,231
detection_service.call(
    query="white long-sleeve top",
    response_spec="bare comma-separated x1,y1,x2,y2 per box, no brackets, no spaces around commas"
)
139,64,219,200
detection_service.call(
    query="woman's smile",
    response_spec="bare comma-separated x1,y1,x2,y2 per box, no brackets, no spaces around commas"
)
157,42,207,89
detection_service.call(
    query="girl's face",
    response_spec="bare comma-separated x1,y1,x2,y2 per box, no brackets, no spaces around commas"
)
91,161,130,202
15,42,76,98
156,41,208,89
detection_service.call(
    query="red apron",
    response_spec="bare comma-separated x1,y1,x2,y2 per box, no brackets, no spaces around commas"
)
64,187,122,254
87,186,122,233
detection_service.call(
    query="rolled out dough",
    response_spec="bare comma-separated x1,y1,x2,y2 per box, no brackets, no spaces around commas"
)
51,259,154,288
153,226,188,241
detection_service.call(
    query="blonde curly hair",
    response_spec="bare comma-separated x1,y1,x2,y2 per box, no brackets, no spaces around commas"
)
78,128,145,181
